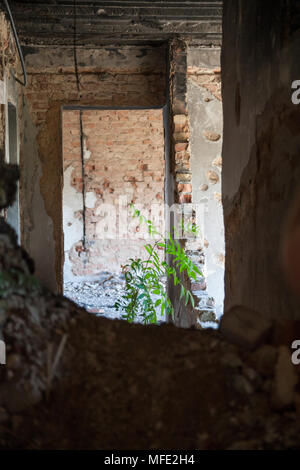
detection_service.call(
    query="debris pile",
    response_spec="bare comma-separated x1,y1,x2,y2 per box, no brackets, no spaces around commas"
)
0,162,300,449
64,274,125,319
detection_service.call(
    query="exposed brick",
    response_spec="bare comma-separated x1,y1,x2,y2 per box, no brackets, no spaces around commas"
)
175,142,188,152
203,130,221,142
179,193,192,204
63,109,165,276
177,183,192,193
176,172,192,183
173,131,190,142
169,39,193,205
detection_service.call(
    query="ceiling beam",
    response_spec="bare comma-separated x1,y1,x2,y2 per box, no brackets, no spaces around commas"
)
8,0,222,46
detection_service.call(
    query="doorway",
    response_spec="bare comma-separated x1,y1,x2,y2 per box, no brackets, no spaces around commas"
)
62,107,166,319
6,102,20,242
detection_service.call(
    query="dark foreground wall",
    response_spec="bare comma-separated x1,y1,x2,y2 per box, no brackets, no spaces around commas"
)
222,0,300,319
2,5,300,451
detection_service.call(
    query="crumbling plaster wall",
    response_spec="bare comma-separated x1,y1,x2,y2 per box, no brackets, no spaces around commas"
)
62,108,165,281
222,0,300,319
0,12,16,159
187,47,224,319
0,11,22,243
20,45,166,292
2,5,300,450
168,42,224,328
0,12,20,162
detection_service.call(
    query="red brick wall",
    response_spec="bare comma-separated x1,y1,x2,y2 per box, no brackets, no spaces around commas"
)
23,46,166,128
62,108,165,279
187,66,221,101
25,73,165,128
20,45,166,290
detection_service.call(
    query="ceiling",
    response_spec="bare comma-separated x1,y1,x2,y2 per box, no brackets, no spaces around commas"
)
7,0,222,46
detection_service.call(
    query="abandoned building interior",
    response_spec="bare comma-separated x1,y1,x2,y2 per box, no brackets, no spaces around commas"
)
0,0,300,450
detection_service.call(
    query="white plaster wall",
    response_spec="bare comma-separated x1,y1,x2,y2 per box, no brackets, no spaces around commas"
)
3,74,20,242
63,165,98,282
187,47,225,318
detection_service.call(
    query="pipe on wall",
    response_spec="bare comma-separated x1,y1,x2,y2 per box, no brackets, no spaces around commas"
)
2,0,27,86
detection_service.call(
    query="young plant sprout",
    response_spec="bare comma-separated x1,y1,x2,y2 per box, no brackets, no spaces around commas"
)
114,204,202,324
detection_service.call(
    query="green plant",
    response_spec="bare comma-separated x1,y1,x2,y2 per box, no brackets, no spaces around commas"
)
114,205,202,324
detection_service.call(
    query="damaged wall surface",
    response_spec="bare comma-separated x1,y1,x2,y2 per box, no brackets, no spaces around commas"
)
20,45,166,292
62,108,165,281
222,0,300,319
9,0,222,46
168,41,224,328
187,46,224,319
1,0,300,451
0,12,17,155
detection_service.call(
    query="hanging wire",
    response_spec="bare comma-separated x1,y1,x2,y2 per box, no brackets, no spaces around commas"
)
73,1,86,253
73,0,81,93
2,0,27,86
79,110,87,250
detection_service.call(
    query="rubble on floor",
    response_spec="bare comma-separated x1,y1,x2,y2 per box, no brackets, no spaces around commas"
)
220,305,273,349
1,308,300,450
64,274,125,320
0,163,300,450
0,223,299,448
1,222,300,449
64,274,167,323
186,244,222,328
0,225,79,416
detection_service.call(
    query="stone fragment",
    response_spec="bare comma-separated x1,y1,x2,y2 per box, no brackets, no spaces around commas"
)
220,305,272,350
227,439,261,450
272,320,300,347
173,114,188,132
175,162,190,172
198,310,216,323
0,407,8,423
271,345,298,410
242,366,261,389
6,353,21,370
262,379,272,393
263,418,280,444
0,162,19,210
294,393,300,415
221,352,243,369
206,297,215,307
232,374,254,395
215,253,225,265
203,130,221,142
173,131,189,142
11,415,23,432
177,183,192,193
176,172,191,183
179,193,192,204
206,170,219,184
191,280,206,292
174,142,188,152
0,381,42,413
250,344,278,377
200,184,208,191
173,114,188,128
196,432,209,450
212,156,222,168
214,192,222,205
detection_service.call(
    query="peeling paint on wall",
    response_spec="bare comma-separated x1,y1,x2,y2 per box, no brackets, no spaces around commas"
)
187,47,225,319
21,44,166,292
62,108,165,282
20,100,57,291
